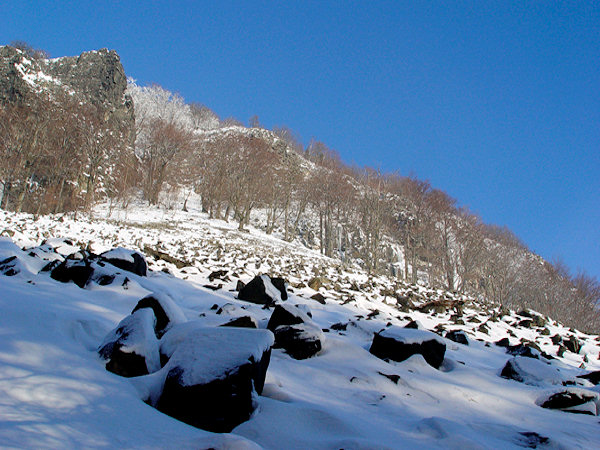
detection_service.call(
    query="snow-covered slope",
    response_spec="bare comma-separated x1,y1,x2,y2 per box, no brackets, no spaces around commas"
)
1,203,599,449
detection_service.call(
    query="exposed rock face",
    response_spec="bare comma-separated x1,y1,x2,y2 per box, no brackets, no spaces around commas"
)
0,45,134,142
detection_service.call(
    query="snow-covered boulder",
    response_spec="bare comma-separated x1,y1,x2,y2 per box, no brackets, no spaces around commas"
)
50,257,95,288
537,388,599,415
577,370,600,385
156,323,274,432
445,330,469,345
369,327,446,369
220,316,259,328
273,323,324,360
500,356,570,386
267,304,312,332
101,247,148,277
131,293,186,337
98,308,161,377
238,274,287,304
267,304,323,359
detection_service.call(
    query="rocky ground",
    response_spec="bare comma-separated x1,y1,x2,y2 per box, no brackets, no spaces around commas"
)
1,202,599,449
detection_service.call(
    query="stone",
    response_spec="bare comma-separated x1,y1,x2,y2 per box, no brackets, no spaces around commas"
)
272,323,323,360
500,356,569,386
50,258,94,288
369,327,446,369
495,337,511,348
310,292,327,304
446,330,469,346
506,343,540,359
220,316,258,329
98,308,161,377
307,276,322,290
577,370,600,385
539,388,599,415
156,324,274,432
100,248,147,277
563,336,581,354
131,293,186,337
269,277,288,300
238,275,284,304
267,304,311,332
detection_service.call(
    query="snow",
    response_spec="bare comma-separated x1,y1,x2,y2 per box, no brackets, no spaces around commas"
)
0,203,600,448
160,323,274,386
379,326,445,345
101,247,137,263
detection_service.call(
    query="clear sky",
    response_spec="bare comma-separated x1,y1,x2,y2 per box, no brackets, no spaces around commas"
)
2,1,599,280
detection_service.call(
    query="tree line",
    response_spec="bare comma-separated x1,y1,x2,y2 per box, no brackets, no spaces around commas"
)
1,79,598,332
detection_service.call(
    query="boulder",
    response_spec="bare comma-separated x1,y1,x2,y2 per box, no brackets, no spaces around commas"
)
273,323,323,360
50,257,94,288
100,248,147,276
506,343,541,359
495,337,511,348
98,308,161,377
538,388,599,415
577,370,600,385
269,277,288,300
445,330,469,346
369,327,446,369
500,356,569,386
131,293,186,337
307,276,322,290
220,316,258,329
267,304,311,332
238,275,286,305
156,324,274,432
310,293,327,304
563,336,581,354
0,255,19,276
267,304,323,359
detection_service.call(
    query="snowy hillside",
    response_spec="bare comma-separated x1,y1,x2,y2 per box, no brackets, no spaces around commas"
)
1,202,599,449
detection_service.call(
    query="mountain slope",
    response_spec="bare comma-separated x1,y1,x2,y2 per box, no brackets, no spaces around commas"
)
1,202,599,449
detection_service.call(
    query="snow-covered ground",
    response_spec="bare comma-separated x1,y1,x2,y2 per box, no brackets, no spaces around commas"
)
1,202,599,449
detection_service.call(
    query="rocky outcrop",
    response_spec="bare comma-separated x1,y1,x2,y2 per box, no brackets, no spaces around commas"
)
0,45,134,142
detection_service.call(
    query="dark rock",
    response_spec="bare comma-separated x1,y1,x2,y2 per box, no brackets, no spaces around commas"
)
563,336,581,354
378,372,401,384
95,274,115,286
236,280,246,291
143,245,189,269
330,322,348,331
267,304,310,332
403,320,423,330
495,337,511,348
220,316,258,329
516,432,549,448
50,258,94,288
156,325,274,432
310,293,327,304
557,345,567,358
208,270,228,281
577,370,600,385
369,327,446,369
540,328,550,336
507,344,540,359
446,330,469,346
273,324,323,360
238,275,283,304
551,334,562,345
98,308,161,377
539,389,599,415
501,359,524,382
131,293,185,337
0,256,19,276
269,277,288,300
100,248,147,277
518,319,533,329
203,284,222,291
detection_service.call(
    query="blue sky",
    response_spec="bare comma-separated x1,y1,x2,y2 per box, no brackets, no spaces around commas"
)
2,1,599,280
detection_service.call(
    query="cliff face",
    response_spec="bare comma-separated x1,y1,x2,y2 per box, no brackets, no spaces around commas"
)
0,45,134,141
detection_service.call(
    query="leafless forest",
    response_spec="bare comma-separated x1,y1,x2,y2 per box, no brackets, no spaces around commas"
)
1,58,598,332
